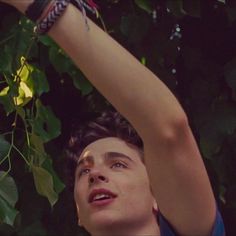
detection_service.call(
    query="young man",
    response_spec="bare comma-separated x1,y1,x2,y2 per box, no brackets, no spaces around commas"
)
1,1,225,235
66,110,161,236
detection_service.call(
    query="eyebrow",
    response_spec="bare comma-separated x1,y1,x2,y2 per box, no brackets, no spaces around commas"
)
77,151,134,169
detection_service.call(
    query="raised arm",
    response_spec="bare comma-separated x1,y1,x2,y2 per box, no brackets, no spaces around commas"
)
7,1,216,235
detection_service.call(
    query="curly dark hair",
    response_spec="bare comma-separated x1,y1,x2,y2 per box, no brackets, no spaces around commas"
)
65,109,144,191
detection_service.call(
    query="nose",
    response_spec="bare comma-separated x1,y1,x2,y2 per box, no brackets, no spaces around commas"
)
89,170,108,185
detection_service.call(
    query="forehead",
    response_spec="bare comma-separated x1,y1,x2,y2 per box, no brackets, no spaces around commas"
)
79,137,141,162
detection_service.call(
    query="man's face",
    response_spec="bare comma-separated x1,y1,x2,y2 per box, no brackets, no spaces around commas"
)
74,137,157,233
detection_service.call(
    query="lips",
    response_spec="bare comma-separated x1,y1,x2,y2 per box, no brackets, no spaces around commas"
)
88,188,117,203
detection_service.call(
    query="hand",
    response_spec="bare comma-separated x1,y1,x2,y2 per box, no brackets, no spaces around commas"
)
0,0,17,6
0,0,34,13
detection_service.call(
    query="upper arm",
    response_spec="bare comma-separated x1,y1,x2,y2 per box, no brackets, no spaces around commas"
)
158,207,225,236
143,121,217,236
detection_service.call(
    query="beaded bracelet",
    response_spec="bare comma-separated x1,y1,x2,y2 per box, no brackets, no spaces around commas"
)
35,0,70,34
35,0,99,35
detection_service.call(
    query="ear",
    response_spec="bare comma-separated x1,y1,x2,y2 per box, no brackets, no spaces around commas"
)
152,197,158,215
75,203,83,226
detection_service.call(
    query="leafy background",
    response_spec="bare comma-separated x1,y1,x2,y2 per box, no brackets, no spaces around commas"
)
0,0,236,235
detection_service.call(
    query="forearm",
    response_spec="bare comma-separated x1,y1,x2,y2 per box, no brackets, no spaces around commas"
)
11,1,187,140
50,4,188,139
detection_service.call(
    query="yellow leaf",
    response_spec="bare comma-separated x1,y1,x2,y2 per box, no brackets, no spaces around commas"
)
14,82,33,106
20,81,32,98
15,57,33,82
0,87,9,96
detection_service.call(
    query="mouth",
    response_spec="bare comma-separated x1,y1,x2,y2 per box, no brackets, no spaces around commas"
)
88,188,117,204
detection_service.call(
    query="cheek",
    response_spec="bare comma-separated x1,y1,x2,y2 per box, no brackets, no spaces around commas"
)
121,182,153,213
124,174,152,201
119,173,150,197
74,180,86,205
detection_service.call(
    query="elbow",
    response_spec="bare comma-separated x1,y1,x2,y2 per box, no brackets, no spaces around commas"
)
160,112,190,142
141,110,190,146
173,112,189,133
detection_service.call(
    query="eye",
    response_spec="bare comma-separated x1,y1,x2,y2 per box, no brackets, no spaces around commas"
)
79,168,90,177
111,162,127,169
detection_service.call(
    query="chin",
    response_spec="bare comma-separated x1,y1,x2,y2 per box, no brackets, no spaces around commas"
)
90,211,124,228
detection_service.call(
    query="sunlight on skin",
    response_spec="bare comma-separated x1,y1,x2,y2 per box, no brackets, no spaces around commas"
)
73,137,160,236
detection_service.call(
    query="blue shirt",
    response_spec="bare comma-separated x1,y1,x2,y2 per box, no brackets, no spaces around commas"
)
158,208,225,236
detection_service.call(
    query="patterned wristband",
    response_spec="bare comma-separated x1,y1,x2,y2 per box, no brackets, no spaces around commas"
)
36,0,70,34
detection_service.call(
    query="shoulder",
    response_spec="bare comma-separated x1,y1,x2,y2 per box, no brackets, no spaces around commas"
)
157,207,225,236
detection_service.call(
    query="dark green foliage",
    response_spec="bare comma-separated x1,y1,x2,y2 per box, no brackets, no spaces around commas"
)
0,0,235,235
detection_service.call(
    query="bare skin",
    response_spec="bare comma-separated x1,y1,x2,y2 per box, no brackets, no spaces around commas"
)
1,1,216,235
74,137,160,236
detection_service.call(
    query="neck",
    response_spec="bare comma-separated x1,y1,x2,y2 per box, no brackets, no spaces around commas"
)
90,213,160,236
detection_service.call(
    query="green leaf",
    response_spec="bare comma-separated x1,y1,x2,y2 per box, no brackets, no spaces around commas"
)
0,136,10,162
199,102,236,158
30,134,45,156
7,80,19,97
12,20,35,71
0,195,18,226
135,0,152,14
0,172,19,226
16,58,49,97
141,57,147,66
42,158,65,194
214,102,236,134
0,81,33,111
30,133,47,166
69,69,93,96
38,35,57,48
49,47,71,74
0,46,13,74
30,68,49,96
0,172,18,207
32,166,58,206
16,106,25,120
166,0,186,18
0,92,15,115
0,58,35,108
120,15,150,44
19,16,35,32
182,0,201,18
15,57,32,82
199,123,224,158
32,100,61,142
225,6,236,24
